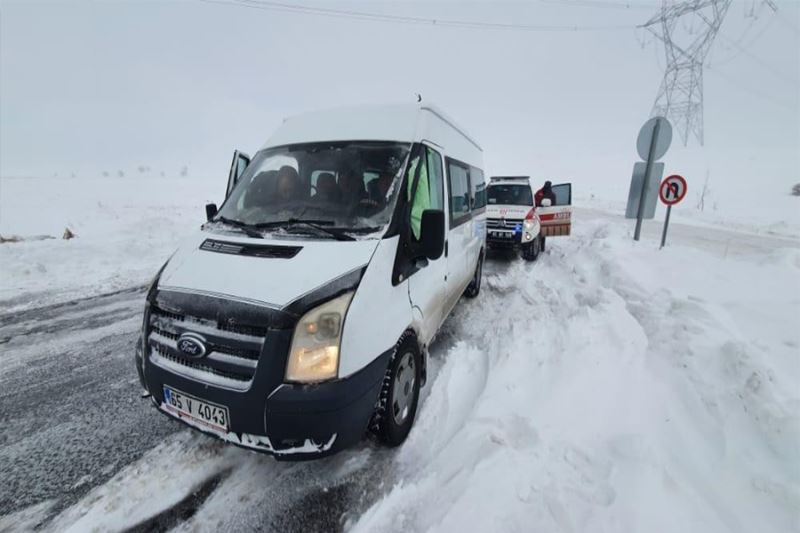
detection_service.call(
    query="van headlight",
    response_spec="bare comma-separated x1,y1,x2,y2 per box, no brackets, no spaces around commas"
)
286,291,354,383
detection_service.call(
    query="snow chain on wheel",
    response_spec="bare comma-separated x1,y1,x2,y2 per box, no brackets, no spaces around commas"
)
370,332,422,447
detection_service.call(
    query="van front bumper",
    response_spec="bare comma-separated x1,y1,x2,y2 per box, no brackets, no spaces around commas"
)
141,336,391,460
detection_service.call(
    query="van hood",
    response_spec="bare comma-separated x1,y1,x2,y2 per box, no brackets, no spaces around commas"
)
486,204,531,220
158,230,379,308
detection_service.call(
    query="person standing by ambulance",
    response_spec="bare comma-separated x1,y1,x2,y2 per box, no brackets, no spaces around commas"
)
535,180,556,207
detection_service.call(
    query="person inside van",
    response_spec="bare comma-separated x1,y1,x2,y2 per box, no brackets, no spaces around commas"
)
315,172,340,203
340,169,367,205
367,173,394,205
275,166,301,202
243,170,278,209
535,180,556,207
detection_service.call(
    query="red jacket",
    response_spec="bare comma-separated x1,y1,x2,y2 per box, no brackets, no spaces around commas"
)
535,187,556,207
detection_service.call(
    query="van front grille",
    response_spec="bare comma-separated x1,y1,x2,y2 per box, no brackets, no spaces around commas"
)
151,344,252,382
147,306,265,390
487,218,523,229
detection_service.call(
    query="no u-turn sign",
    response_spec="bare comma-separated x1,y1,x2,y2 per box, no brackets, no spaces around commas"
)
659,174,687,249
660,175,687,205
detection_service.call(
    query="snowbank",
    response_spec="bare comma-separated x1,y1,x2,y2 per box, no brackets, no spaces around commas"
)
351,214,800,533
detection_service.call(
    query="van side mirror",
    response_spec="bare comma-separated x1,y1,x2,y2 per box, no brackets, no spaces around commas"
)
540,198,552,207
205,203,218,221
419,210,445,260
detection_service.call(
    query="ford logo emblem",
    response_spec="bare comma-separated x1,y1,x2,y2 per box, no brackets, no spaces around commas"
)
177,333,207,358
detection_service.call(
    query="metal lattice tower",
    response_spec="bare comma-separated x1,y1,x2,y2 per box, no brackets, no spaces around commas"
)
643,0,733,146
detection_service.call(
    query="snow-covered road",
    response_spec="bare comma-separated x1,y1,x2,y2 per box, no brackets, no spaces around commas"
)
1,209,797,532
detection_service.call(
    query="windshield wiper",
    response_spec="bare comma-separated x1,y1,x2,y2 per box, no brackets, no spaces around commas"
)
213,216,264,239
254,219,356,241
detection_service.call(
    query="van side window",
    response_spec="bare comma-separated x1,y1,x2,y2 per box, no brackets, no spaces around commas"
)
425,147,445,212
407,146,444,241
447,161,471,227
470,167,486,209
405,150,428,240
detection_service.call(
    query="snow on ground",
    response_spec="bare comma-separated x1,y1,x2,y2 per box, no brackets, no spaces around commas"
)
2,175,798,313
573,190,800,241
351,214,800,533
1,176,799,532
0,176,220,311
45,432,243,533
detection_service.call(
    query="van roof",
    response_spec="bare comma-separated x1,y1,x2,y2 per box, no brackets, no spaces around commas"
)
261,103,483,167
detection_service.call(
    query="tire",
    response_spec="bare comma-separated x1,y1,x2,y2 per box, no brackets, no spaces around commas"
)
540,235,546,252
372,334,422,447
522,236,540,262
464,253,483,298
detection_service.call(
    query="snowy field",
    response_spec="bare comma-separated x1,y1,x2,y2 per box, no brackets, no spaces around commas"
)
1,176,799,532
2,175,798,312
0,177,220,311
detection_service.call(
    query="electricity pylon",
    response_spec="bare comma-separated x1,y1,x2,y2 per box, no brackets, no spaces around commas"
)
642,0,733,146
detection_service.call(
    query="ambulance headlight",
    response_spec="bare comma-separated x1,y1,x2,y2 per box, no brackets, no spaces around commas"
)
286,291,354,383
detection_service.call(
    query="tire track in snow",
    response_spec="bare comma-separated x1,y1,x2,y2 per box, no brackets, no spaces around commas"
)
0,289,180,526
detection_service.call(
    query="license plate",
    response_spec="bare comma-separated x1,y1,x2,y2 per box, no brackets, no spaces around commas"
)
490,231,512,238
162,386,229,432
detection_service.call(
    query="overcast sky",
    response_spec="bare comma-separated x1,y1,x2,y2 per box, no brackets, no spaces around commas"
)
1,0,798,209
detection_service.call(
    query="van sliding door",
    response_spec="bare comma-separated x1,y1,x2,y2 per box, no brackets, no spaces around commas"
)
445,158,472,305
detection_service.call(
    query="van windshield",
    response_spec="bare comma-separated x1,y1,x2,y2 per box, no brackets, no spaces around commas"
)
487,184,533,206
216,141,411,235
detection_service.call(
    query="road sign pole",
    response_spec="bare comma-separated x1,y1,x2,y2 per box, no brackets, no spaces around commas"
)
634,119,661,241
660,204,672,249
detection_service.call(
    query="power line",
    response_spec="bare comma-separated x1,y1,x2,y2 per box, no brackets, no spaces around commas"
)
717,31,798,86
538,0,658,10
708,14,773,66
198,0,636,32
706,63,795,111
774,10,800,36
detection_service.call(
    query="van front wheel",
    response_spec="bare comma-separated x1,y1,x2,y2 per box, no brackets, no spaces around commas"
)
522,237,540,261
372,335,421,447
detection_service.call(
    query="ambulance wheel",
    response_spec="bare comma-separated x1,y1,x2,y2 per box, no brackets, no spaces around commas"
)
540,235,546,252
464,254,483,298
372,335,421,447
522,237,540,262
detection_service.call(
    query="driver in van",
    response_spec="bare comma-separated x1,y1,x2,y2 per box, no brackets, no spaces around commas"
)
340,169,367,205
275,166,301,202
244,170,278,208
315,172,340,203
367,173,394,205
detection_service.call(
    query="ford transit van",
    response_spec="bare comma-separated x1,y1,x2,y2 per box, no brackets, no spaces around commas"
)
135,104,486,459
